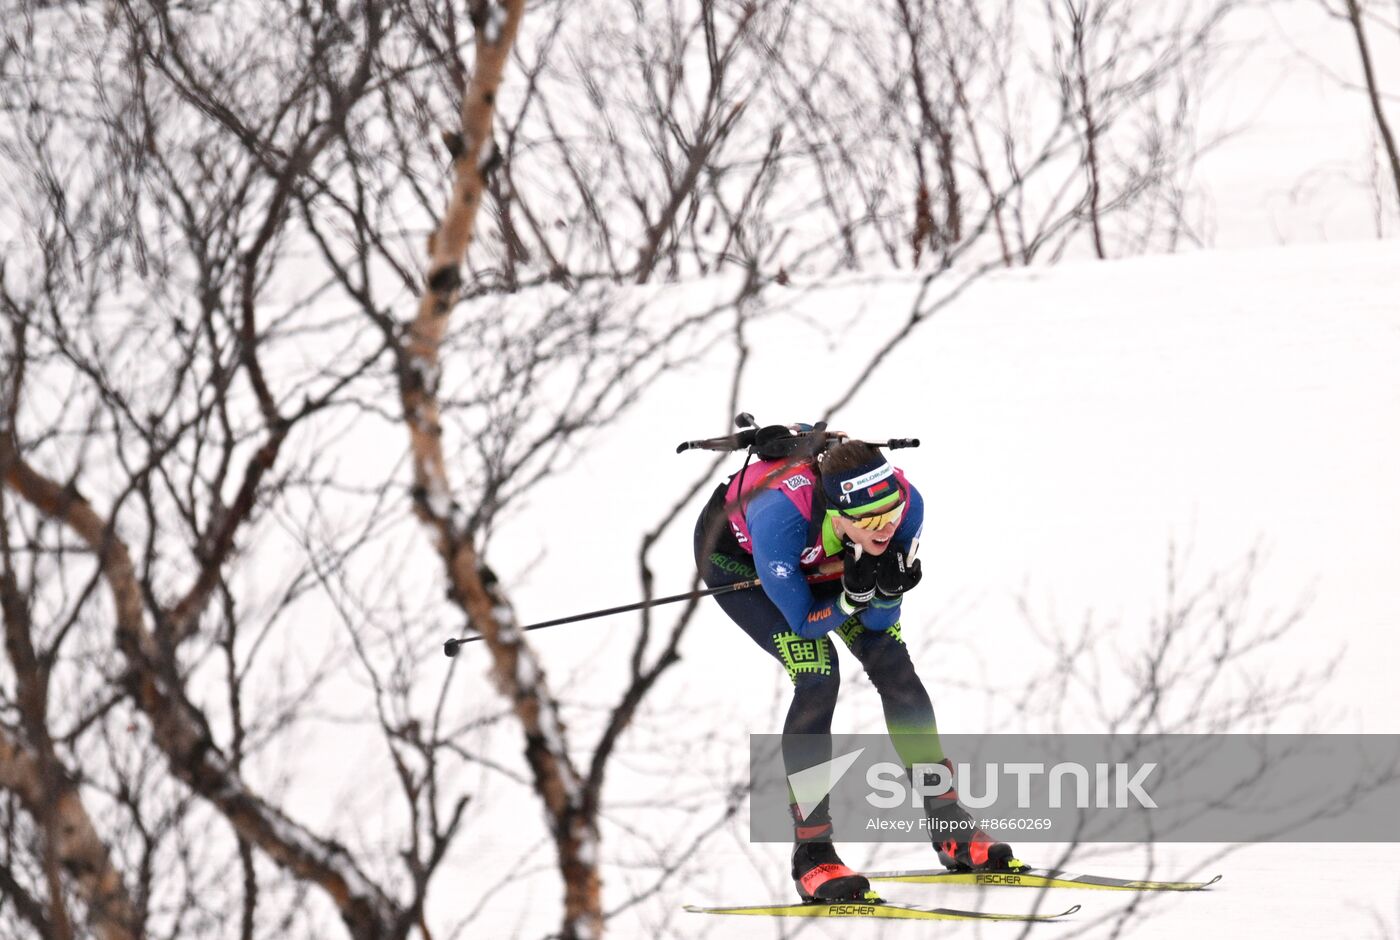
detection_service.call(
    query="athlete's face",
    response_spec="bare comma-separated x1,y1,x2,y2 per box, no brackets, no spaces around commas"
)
832,500,904,556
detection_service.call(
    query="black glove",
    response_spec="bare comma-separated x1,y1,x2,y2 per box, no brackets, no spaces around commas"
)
838,542,879,614
875,549,922,599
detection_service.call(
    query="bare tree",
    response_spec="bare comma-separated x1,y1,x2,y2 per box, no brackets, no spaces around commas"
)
1,1,782,936
1278,0,1399,234
1338,0,1400,208
0,0,473,935
746,0,1235,270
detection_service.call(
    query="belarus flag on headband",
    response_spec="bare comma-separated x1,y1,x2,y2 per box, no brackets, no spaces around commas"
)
865,480,891,498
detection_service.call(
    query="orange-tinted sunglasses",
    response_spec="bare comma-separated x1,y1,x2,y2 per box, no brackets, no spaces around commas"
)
840,500,906,531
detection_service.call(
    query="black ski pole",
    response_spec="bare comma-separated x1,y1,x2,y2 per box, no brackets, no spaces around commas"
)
443,569,841,657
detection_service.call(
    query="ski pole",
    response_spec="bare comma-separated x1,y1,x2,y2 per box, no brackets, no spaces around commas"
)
443,567,842,656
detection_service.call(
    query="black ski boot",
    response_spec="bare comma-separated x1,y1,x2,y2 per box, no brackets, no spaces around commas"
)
919,759,1022,872
935,834,1020,871
792,841,871,901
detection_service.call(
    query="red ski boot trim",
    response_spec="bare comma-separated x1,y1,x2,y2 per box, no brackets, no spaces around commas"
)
799,862,859,897
795,822,833,840
937,837,992,868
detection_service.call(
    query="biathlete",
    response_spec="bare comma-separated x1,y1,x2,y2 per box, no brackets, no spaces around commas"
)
693,433,1017,901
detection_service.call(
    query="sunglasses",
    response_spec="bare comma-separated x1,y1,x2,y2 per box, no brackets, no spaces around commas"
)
840,499,906,531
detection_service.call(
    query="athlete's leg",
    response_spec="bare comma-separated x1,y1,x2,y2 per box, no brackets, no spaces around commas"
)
835,619,942,762
693,511,869,898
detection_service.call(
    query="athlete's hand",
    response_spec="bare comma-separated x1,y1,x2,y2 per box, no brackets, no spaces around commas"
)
838,542,879,613
875,549,922,598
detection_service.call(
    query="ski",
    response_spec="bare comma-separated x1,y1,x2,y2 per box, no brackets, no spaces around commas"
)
684,897,1081,922
867,866,1222,892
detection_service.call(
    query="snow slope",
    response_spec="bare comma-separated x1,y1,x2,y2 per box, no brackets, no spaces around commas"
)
469,237,1400,938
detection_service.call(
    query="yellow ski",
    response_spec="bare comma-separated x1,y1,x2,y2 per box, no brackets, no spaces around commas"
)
684,898,1081,921
868,867,1223,891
